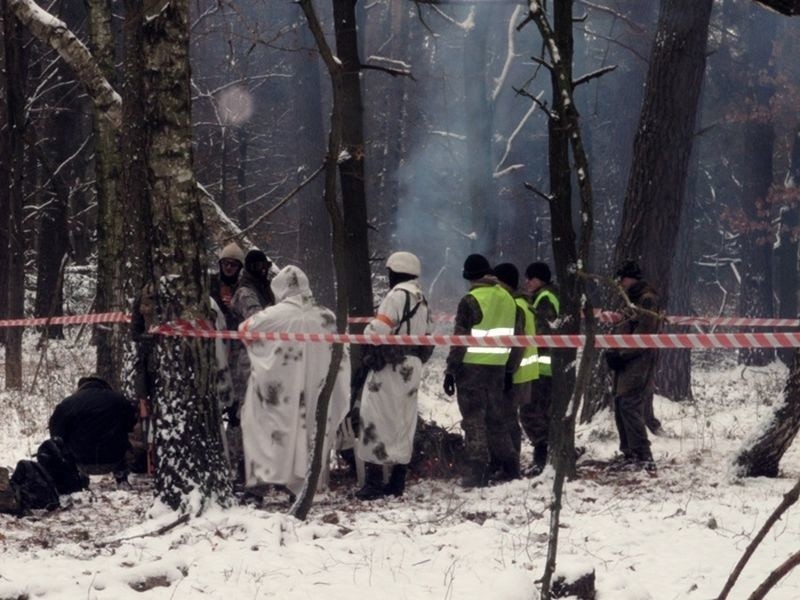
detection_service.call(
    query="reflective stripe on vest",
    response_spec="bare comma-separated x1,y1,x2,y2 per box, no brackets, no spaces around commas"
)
533,289,559,377
513,297,539,384
463,285,518,366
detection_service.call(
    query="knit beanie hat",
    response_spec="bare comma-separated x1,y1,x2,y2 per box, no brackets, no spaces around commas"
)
219,242,245,265
615,260,643,280
525,262,552,284
494,263,519,290
462,254,492,280
245,249,271,273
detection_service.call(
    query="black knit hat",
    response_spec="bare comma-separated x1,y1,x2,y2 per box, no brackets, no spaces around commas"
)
462,254,492,280
245,249,271,273
494,263,519,290
77,375,112,391
616,260,643,280
525,262,552,284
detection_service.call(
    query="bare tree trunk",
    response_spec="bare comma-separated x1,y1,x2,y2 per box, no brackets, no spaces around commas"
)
142,0,230,512
0,23,9,331
87,0,124,387
735,349,800,477
655,148,700,402
737,6,778,366
463,7,497,254
332,0,373,322
776,126,800,366
294,21,334,308
523,2,596,598
3,4,28,389
291,0,349,521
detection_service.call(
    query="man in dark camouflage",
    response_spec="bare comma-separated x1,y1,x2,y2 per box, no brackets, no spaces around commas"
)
520,262,559,475
604,260,660,472
443,254,522,488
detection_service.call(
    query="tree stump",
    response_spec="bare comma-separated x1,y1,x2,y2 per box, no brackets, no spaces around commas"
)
552,569,596,600
0,466,20,514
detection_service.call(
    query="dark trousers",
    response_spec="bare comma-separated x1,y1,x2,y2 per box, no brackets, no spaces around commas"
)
614,392,652,460
520,377,551,446
456,366,515,468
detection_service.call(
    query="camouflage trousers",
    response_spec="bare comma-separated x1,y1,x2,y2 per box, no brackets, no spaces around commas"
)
456,365,516,469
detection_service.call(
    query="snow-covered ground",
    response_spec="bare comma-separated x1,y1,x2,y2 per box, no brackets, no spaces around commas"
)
2,339,800,600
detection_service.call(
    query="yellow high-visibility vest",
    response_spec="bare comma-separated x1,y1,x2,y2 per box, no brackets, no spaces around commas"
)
463,285,517,366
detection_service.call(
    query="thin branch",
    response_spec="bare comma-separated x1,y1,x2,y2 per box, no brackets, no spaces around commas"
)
745,549,800,600
495,94,541,176
239,163,326,236
95,513,190,547
717,479,800,600
528,54,554,72
360,63,416,80
576,0,647,33
492,5,525,103
524,181,554,202
573,64,617,87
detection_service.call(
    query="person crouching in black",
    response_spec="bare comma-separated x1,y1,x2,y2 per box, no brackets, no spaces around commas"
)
48,376,138,487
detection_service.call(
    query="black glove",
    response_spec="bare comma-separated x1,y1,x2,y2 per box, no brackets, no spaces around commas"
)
362,345,387,372
604,351,626,372
224,403,240,428
504,371,514,392
346,405,361,437
443,373,455,396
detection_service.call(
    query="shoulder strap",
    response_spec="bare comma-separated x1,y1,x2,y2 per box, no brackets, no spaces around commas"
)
393,289,426,335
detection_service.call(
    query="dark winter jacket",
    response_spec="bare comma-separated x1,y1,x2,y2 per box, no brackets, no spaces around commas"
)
610,280,660,397
231,270,275,325
49,380,138,466
210,273,240,330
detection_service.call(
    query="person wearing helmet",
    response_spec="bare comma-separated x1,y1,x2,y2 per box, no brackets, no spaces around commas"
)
210,242,245,330
355,251,433,500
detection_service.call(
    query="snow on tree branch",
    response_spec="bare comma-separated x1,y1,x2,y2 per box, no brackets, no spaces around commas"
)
8,0,122,127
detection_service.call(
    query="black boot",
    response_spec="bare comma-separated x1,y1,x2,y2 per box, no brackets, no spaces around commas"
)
384,464,407,497
356,463,386,500
460,462,488,489
530,443,548,476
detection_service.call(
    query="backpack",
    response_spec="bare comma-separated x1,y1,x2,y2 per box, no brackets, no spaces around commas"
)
10,459,60,512
36,437,89,495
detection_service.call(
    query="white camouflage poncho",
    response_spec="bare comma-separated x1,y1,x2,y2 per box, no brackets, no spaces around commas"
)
239,266,350,495
356,279,431,465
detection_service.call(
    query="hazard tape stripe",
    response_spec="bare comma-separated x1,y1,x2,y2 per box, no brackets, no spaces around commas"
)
0,312,131,328
348,312,800,328
148,321,800,348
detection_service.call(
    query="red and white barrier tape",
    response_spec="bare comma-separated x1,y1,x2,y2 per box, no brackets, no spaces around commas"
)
0,310,794,330
151,320,800,349
348,311,800,328
0,311,130,328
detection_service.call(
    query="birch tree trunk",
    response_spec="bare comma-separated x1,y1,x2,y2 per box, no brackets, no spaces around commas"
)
142,0,231,512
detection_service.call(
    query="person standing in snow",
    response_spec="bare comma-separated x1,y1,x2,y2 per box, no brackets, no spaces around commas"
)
520,262,560,475
231,249,275,324
239,265,350,499
443,254,521,488
210,242,245,330
604,260,660,472
355,252,433,500
492,263,534,481
228,249,276,482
